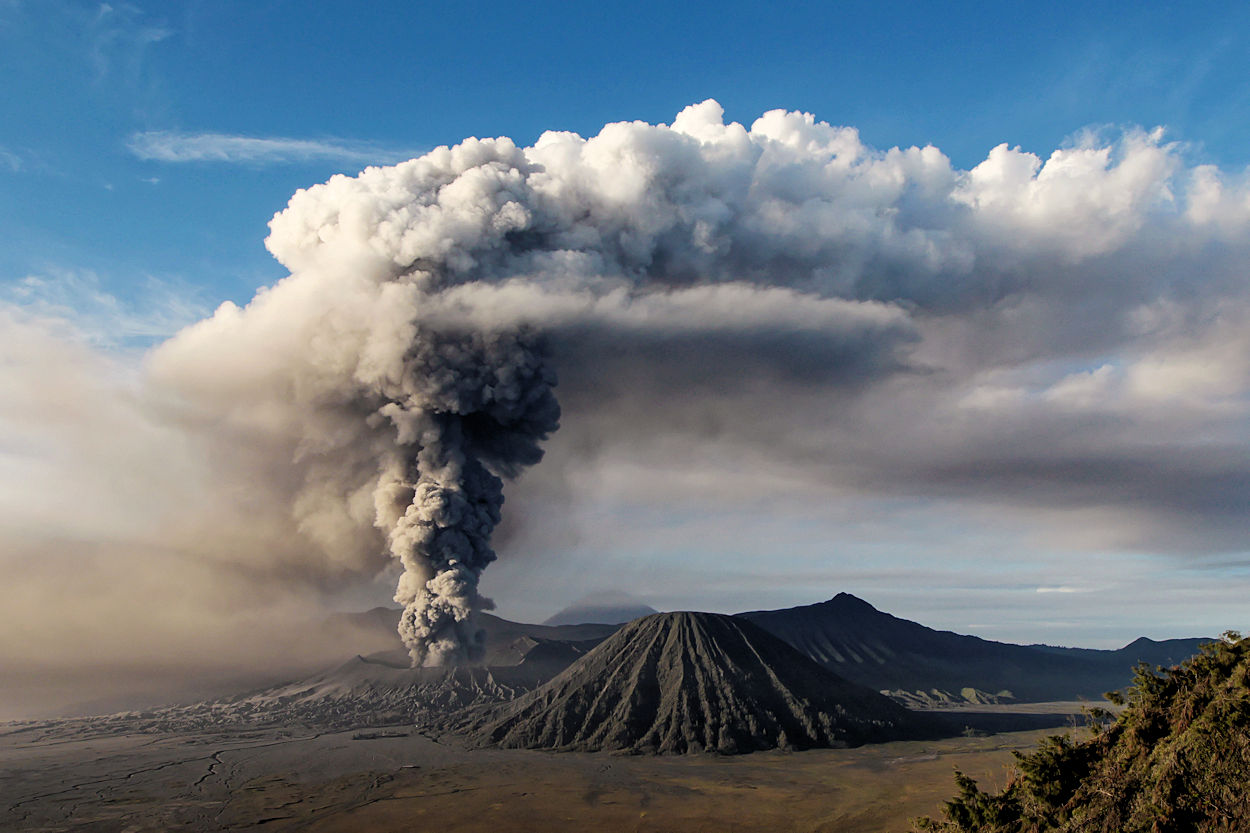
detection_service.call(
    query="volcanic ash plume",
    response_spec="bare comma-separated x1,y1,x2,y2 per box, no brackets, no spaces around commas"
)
374,329,558,666
144,97,1250,670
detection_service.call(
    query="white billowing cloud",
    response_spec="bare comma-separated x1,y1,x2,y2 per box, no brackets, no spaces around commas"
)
127,131,416,166
1186,163,1250,234
954,129,1180,258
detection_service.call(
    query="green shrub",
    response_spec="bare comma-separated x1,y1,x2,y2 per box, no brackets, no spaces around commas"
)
913,632,1250,833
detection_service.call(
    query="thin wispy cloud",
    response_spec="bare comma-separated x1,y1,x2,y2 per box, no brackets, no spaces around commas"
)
127,131,417,166
89,2,171,84
0,146,21,172
3,267,210,351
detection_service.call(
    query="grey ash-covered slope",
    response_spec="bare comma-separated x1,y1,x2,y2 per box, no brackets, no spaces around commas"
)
45,652,551,737
35,614,622,737
466,611,940,755
739,593,1210,703
204,612,625,729
212,628,618,731
236,651,531,726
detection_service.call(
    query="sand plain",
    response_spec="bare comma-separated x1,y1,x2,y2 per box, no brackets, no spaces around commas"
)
1,719,1074,833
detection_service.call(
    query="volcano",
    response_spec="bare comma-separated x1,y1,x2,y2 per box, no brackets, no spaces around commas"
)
466,611,941,754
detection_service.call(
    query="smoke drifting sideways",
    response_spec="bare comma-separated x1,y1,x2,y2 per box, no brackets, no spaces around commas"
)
145,99,1250,665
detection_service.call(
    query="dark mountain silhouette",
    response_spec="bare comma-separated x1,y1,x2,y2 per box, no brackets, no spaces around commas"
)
738,594,1210,703
466,611,942,754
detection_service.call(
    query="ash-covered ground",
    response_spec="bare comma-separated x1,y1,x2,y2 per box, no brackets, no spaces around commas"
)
1,719,1066,833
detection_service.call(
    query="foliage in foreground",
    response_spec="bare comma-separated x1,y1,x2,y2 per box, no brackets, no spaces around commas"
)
914,632,1250,833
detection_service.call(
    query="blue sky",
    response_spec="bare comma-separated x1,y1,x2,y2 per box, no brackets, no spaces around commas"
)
3,0,1250,678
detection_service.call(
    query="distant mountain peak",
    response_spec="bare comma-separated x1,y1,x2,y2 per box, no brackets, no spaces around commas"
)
827,592,878,610
541,592,659,627
1122,636,1160,650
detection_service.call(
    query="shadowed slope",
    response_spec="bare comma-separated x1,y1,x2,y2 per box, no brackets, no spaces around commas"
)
467,612,941,754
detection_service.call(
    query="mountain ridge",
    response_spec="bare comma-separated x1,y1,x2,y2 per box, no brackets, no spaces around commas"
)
325,594,1209,706
737,594,1210,703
